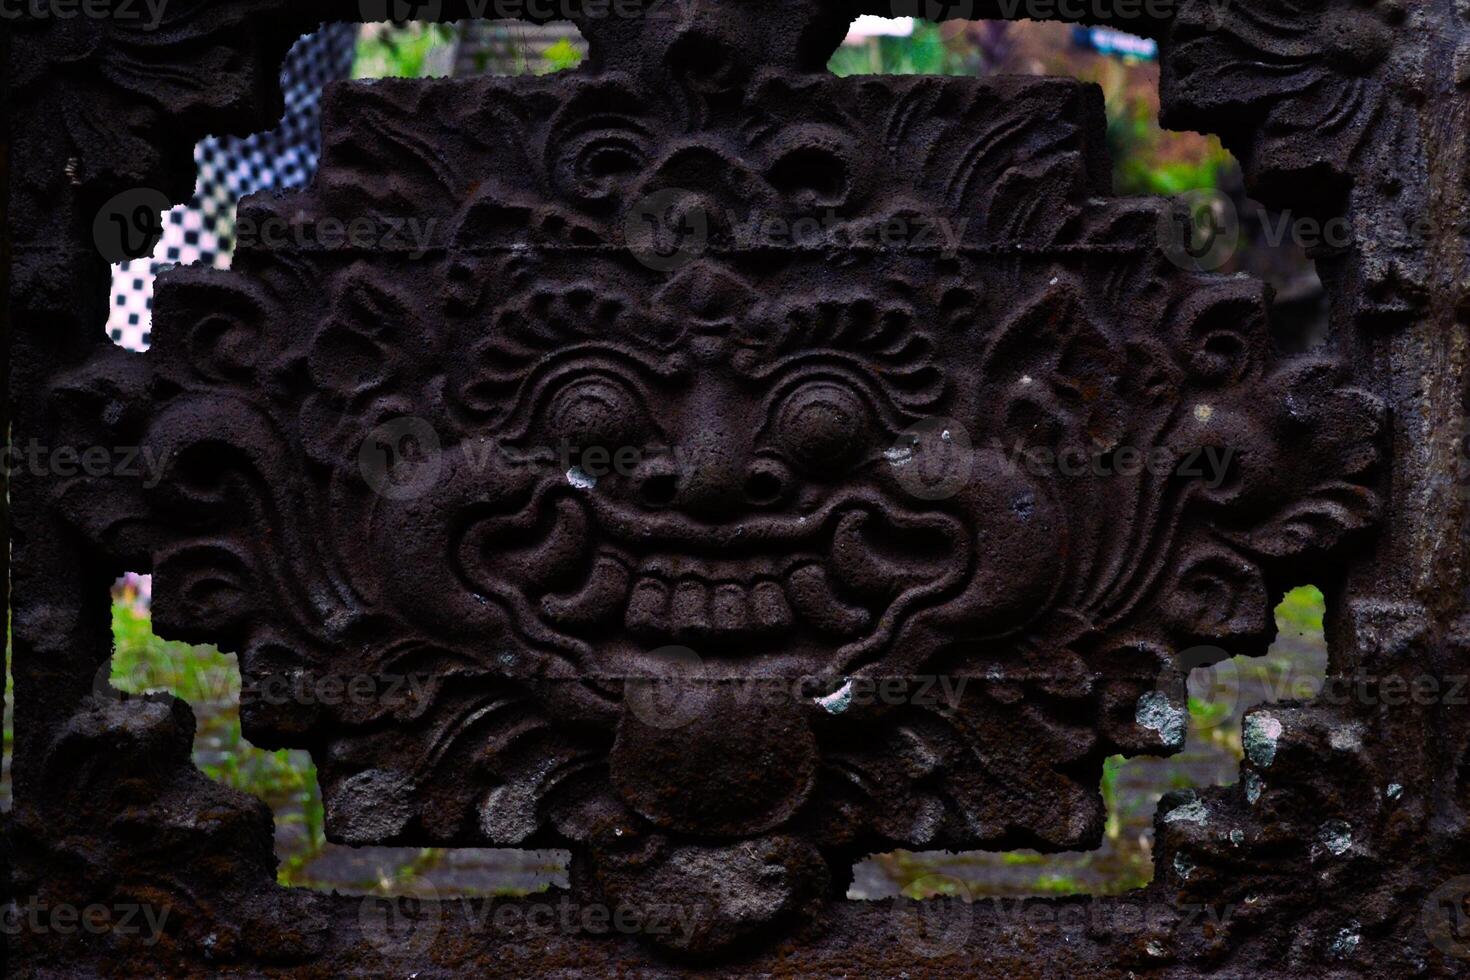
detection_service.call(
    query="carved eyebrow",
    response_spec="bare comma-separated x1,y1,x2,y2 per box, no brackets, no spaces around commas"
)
484,283,689,361
753,297,919,353
739,298,948,413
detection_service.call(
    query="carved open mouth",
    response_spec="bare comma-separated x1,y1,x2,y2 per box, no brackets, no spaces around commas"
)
456,488,970,673
546,550,870,646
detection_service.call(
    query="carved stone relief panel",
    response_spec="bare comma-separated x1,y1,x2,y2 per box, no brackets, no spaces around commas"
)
10,0,1470,972
45,47,1382,950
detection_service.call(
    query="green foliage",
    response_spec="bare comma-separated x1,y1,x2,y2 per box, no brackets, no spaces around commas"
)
892,854,969,898
110,600,326,885
1101,754,1124,840
274,781,327,888
1187,695,1232,729
826,22,1230,197
354,23,583,80
1102,84,1230,196
353,24,458,80
1276,584,1326,635
1030,873,1085,895
542,37,584,73
111,601,237,706
827,22,974,77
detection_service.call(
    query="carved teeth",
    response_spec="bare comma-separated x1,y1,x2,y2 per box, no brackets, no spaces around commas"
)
785,564,871,636
618,574,799,639
625,577,671,635
542,557,630,627
750,580,793,632
670,579,712,635
636,556,778,584
711,583,749,632
603,561,871,641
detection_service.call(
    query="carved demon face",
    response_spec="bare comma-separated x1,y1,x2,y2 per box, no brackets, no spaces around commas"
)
48,63,1383,954
372,257,1058,694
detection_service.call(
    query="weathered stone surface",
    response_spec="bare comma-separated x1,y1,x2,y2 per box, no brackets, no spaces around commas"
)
6,0,1470,974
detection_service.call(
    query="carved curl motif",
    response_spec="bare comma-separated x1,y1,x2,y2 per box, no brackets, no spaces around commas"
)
6,0,310,234
1161,0,1469,323
47,57,1385,950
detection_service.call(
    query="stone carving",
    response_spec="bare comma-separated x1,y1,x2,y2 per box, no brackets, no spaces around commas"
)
1159,0,1460,325
9,0,1470,973
46,49,1383,951
6,0,309,238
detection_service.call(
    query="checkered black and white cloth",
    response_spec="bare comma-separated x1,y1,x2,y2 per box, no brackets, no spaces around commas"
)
106,24,359,351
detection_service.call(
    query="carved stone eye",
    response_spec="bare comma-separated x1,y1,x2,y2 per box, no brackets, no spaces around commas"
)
773,381,873,470
768,146,848,206
553,122,651,204
764,123,857,210
548,375,643,452
576,138,644,196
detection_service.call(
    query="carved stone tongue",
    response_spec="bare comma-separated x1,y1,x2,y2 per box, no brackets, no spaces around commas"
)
599,684,830,950
609,680,818,838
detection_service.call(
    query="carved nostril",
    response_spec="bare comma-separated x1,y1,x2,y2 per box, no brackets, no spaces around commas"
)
744,460,790,507
638,469,680,509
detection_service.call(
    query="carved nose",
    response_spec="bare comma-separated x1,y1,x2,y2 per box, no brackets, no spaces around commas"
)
742,458,791,507
639,435,740,519
634,450,792,516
